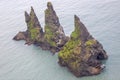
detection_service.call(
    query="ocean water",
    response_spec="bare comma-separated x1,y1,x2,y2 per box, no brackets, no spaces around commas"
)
0,0,120,80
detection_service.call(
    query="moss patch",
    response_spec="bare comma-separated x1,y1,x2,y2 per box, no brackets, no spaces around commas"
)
71,20,81,39
29,28,40,41
44,24,57,47
85,39,96,46
27,18,40,41
28,21,33,30
58,39,81,62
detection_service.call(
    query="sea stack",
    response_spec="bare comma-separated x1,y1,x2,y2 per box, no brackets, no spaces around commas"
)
58,15,108,77
44,2,68,53
13,7,44,45
13,2,108,77
13,2,68,53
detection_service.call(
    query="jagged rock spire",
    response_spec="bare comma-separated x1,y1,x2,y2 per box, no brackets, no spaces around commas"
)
13,3,68,53
24,7,43,41
44,2,68,50
25,11,30,23
45,2,60,27
71,15,92,41
47,2,54,10
58,15,108,77
13,3,108,77
25,6,43,29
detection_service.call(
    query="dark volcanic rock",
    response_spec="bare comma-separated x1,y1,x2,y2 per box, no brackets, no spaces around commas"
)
13,2,108,77
13,2,68,53
43,2,68,53
58,15,108,77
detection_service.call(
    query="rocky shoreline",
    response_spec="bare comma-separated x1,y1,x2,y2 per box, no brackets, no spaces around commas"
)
13,2,108,77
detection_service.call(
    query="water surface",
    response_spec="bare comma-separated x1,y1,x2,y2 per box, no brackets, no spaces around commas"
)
0,0,120,80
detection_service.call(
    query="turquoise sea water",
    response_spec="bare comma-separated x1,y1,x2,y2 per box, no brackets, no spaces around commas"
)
0,0,120,80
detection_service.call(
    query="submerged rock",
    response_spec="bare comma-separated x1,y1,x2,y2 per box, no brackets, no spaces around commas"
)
58,15,108,77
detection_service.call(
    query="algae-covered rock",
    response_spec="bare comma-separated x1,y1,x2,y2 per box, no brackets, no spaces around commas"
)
58,15,108,77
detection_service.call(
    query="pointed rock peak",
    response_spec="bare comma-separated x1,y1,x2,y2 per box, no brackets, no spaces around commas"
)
30,6,36,17
25,11,29,16
31,6,34,12
71,15,91,41
74,15,83,29
47,2,53,10
74,15,80,23
25,11,30,23
24,7,43,34
45,2,60,26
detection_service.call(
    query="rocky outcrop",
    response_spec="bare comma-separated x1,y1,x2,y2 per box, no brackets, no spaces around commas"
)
13,32,27,41
25,7,44,42
13,2,68,53
13,6,44,45
44,2,68,52
13,2,108,77
58,15,108,77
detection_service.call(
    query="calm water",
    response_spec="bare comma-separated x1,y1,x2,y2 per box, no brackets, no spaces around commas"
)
0,0,120,80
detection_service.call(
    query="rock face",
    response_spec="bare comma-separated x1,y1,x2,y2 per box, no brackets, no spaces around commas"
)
13,2,68,53
58,15,108,77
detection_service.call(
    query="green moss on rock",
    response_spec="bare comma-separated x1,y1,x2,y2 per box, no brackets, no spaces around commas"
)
58,40,81,61
44,24,57,47
30,28,40,41
85,39,96,46
61,16,82,61
27,19,40,41
71,17,81,39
